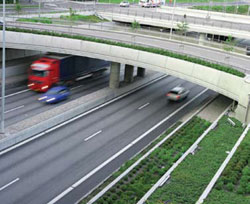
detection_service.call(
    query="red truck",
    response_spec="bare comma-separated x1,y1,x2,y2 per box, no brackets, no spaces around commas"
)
28,54,110,92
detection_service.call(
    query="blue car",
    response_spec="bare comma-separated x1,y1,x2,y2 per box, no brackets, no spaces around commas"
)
38,86,70,104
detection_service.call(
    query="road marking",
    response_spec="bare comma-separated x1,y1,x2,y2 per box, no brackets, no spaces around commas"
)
47,88,208,204
71,85,83,90
84,130,102,142
47,187,74,204
0,178,20,192
4,105,25,114
138,102,150,110
0,89,29,99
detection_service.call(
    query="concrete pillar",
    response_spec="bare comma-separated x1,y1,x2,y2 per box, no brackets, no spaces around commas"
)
198,33,206,46
109,62,120,89
137,67,146,77
124,64,134,83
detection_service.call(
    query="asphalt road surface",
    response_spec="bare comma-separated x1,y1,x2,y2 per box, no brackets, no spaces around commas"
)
3,68,112,126
0,75,216,204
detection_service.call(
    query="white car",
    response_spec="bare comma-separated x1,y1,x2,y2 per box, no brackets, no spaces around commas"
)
166,86,190,101
120,1,130,7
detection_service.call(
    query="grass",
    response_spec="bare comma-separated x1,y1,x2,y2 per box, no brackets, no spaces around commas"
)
97,0,234,3
147,116,244,204
5,27,245,78
81,117,210,204
203,130,250,204
17,17,52,24
60,14,106,23
192,5,250,15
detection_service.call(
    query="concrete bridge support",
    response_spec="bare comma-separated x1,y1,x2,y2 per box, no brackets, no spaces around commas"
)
137,67,146,77
124,64,134,83
109,62,120,89
198,33,206,46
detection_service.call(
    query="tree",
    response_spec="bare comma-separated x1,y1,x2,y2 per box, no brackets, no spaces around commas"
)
131,20,140,30
15,3,22,15
223,35,236,52
176,21,189,35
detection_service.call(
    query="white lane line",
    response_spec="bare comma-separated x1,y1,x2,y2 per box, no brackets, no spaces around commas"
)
4,105,25,114
71,85,83,90
138,102,150,110
47,187,74,204
0,89,29,99
0,178,20,192
84,130,102,142
47,88,208,204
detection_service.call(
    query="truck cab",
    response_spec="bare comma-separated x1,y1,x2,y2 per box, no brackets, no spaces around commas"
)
28,57,60,92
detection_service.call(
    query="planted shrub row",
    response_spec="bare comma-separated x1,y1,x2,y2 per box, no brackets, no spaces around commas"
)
147,116,244,204
192,5,250,15
203,130,250,204
17,17,52,24
5,27,245,78
60,14,106,23
81,117,210,204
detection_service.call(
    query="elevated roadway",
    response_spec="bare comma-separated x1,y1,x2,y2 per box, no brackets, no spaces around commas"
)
1,28,250,122
98,9,250,39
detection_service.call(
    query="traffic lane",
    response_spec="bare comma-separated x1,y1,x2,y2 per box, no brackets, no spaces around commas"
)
0,77,208,204
61,89,216,204
0,75,178,177
4,71,111,126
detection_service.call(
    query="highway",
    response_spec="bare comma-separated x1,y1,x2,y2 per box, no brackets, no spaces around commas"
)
0,76,215,204
7,22,250,74
3,69,111,126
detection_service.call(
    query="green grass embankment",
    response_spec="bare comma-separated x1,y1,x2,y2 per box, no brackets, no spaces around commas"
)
192,5,250,15
147,116,244,204
203,129,250,204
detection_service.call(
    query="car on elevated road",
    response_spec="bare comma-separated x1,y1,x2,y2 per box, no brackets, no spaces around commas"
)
120,1,130,7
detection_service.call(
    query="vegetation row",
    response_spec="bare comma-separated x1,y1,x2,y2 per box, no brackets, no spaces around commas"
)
192,5,250,15
146,116,244,204
5,27,245,78
81,117,210,204
204,129,250,204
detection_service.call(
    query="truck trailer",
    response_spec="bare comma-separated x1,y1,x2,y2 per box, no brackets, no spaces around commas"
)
28,54,110,92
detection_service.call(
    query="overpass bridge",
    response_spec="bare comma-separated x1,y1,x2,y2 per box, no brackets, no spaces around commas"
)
98,10,250,40
1,27,250,123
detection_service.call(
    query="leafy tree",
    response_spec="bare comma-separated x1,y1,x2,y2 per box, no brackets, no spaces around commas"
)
15,3,22,15
176,21,189,35
131,20,140,30
223,35,236,52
